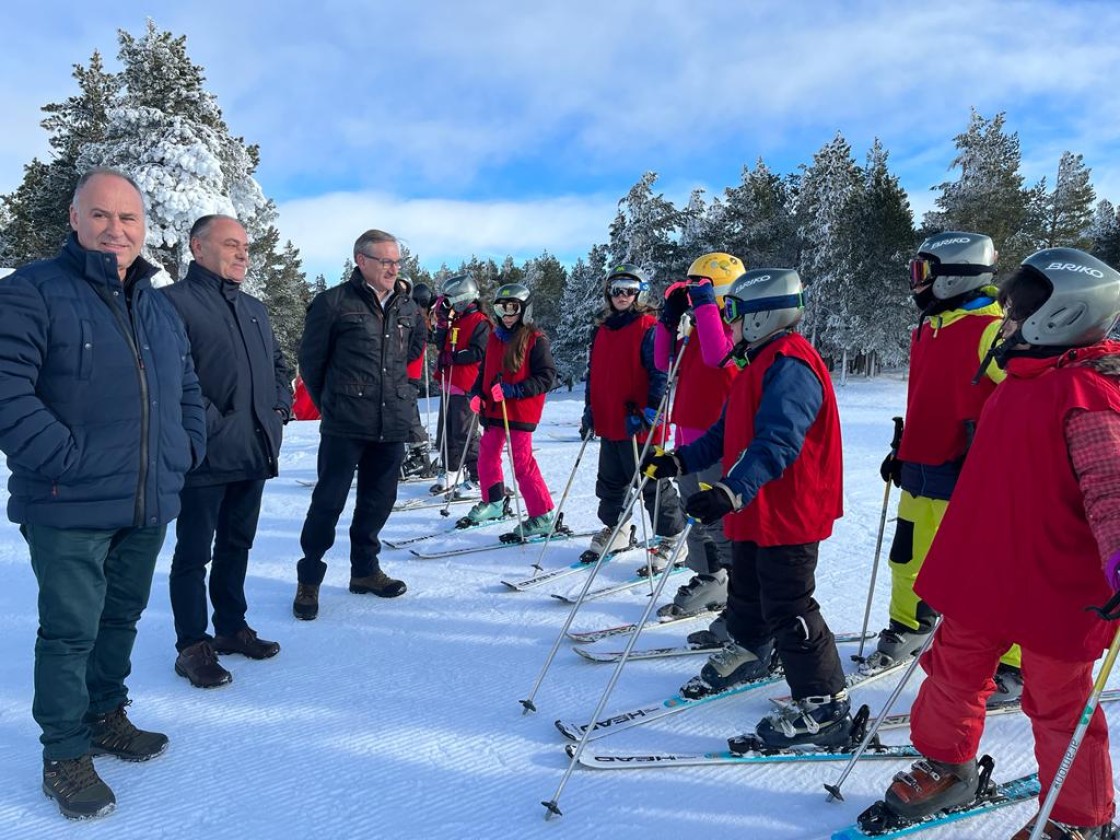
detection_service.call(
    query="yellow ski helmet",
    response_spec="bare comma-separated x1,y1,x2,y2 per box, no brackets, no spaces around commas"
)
687,252,746,306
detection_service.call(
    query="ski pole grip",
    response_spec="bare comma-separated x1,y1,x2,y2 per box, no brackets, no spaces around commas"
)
1087,590,1120,621
890,416,904,453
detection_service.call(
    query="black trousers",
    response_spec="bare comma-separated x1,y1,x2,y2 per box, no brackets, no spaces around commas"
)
435,393,478,479
169,479,265,651
297,435,405,585
725,540,845,700
407,379,428,445
595,438,683,537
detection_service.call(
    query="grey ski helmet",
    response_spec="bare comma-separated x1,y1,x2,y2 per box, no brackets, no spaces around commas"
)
442,274,480,313
493,282,533,324
412,281,434,310
724,268,804,344
912,231,997,300
604,263,651,306
1015,248,1120,347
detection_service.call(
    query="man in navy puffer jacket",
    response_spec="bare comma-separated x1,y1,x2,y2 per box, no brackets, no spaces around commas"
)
0,169,206,820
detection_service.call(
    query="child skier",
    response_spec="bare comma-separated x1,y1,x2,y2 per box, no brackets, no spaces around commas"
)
652,252,744,620
643,268,850,750
870,231,1023,705
464,283,557,538
868,249,1120,840
581,264,686,571
400,280,437,479
431,274,489,495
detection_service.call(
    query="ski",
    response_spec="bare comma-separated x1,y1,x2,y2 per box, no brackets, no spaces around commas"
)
550,562,690,604
767,658,911,710
554,668,785,742
565,610,721,645
384,509,515,549
872,686,1120,732
409,530,599,560
546,432,585,443
570,741,919,769
575,629,877,664
832,759,1038,839
501,541,654,591
392,495,476,513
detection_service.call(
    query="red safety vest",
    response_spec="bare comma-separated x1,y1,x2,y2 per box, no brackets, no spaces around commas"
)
480,330,546,427
589,314,658,442
437,309,488,392
671,330,738,429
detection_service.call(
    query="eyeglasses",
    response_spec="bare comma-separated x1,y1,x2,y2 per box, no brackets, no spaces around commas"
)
361,254,404,270
494,300,523,316
609,285,640,298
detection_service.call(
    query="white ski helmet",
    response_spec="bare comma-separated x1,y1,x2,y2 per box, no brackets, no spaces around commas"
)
442,274,480,313
911,231,997,300
1014,248,1120,347
723,268,804,344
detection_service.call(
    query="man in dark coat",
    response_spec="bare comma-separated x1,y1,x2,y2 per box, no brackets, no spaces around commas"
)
161,215,293,689
0,168,207,819
293,229,424,620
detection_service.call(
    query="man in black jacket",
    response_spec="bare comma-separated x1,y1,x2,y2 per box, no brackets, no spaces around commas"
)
293,229,424,620
161,215,293,688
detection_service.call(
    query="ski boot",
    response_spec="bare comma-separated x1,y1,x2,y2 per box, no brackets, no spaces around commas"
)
987,662,1024,708
657,568,728,619
754,689,853,750
512,512,554,540
882,756,982,820
858,622,931,675
686,610,731,647
579,523,635,564
462,499,507,526
680,638,776,699
638,531,687,576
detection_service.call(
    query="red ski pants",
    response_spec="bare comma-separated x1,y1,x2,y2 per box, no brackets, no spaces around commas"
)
477,426,553,517
910,617,1114,827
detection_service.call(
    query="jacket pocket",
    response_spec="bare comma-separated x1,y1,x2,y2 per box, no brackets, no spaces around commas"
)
78,320,94,381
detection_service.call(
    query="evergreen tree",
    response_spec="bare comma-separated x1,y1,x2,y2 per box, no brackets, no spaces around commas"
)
678,188,714,262
313,273,328,295
1088,200,1120,267
553,244,609,389
608,171,682,295
339,257,355,284
253,232,310,369
521,251,567,341
721,158,800,268
1040,151,1095,249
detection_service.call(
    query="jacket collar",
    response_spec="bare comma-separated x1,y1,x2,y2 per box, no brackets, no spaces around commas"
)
186,260,240,303
60,232,159,292
1005,341,1120,379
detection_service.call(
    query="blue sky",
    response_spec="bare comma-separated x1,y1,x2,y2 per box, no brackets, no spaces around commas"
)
3,0,1120,283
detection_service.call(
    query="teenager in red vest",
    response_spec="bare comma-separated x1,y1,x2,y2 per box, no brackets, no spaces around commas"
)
400,280,437,479
464,283,557,538
644,268,849,750
869,232,1023,703
432,274,489,494
292,374,320,421
872,250,1120,840
581,264,685,571
653,252,743,622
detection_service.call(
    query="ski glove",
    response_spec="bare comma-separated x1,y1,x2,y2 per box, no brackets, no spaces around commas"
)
880,453,902,488
580,406,595,440
1107,550,1120,592
641,451,682,479
500,381,523,400
685,484,737,524
437,350,453,369
469,394,482,413
625,406,658,438
661,281,691,330
687,278,716,308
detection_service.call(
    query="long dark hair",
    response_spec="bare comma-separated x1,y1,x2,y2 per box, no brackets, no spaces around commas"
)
501,319,539,374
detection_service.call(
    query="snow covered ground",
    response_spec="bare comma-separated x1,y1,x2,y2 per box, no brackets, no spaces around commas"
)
0,378,1116,840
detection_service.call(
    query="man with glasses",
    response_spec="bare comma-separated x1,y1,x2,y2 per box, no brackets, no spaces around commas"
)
292,229,424,620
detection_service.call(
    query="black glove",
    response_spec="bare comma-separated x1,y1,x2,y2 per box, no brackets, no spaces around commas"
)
685,485,736,524
641,451,682,480
660,283,690,330
879,453,902,488
580,406,595,440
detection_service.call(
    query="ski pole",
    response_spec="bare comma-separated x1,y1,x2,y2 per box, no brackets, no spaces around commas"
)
423,342,434,441
526,430,594,575
1028,601,1120,840
824,620,939,802
440,409,480,518
437,370,451,476
519,472,651,715
541,517,695,819
630,434,653,577
855,416,905,661
495,380,525,534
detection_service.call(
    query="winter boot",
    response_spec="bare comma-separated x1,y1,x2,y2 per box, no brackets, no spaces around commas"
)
657,568,728,619
42,755,115,820
349,568,407,598
175,640,233,689
429,473,451,494
400,444,435,479
987,662,1024,708
88,703,168,761
681,638,776,699
452,479,477,500
883,757,980,820
860,624,931,674
466,499,506,524
1011,817,1119,839
513,512,554,540
755,690,853,749
213,626,281,660
293,582,319,621
687,610,731,647
638,531,688,576
583,523,634,562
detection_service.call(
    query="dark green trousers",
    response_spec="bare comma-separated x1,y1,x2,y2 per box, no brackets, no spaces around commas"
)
24,523,166,760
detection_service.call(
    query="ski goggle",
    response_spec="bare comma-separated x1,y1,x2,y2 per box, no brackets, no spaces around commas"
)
609,284,640,298
722,293,804,324
908,258,937,290
493,300,523,316
908,257,992,291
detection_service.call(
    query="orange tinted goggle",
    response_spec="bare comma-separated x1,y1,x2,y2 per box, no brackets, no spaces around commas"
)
908,258,935,290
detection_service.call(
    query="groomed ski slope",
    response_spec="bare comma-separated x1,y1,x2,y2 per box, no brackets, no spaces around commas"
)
0,377,1116,840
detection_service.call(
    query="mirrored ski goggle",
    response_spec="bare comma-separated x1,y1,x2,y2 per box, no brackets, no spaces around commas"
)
908,257,937,290
722,293,804,324
493,300,523,316
608,282,641,298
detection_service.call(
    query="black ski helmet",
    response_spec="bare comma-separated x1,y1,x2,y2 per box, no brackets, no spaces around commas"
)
442,274,480,313
604,263,651,306
412,281,434,310
492,282,533,324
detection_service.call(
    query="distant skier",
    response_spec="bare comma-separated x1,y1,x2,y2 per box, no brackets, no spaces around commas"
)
652,252,744,621
464,282,557,538
580,264,685,571
643,268,849,750
870,231,1023,704
868,250,1120,840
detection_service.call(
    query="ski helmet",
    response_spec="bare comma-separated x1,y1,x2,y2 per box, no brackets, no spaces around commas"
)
722,268,804,345
910,231,997,300
604,263,651,306
412,281,434,310
1012,248,1120,347
442,274,480,313
493,282,533,324
687,252,747,307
